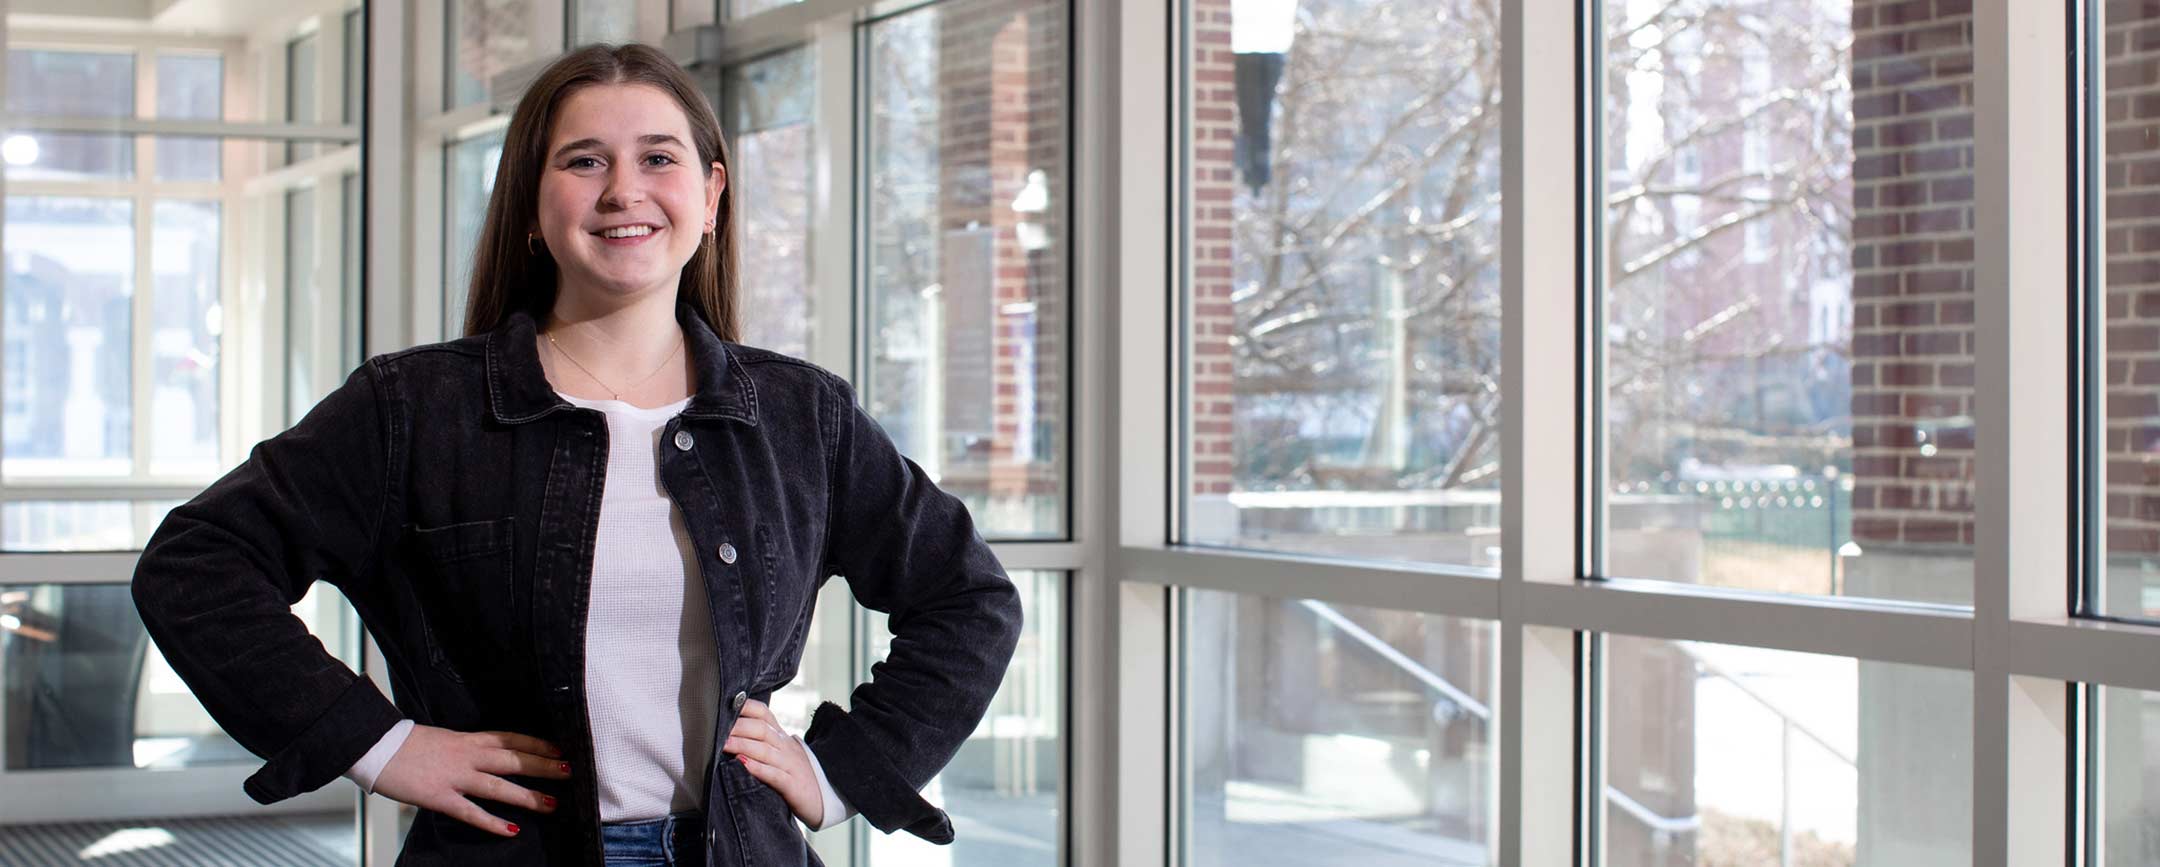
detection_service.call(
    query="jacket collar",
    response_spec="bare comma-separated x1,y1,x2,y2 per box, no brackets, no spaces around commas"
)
485,300,759,426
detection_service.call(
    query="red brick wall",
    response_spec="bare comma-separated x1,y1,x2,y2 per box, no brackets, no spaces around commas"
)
1847,0,1978,552
2106,0,2160,558
1190,0,1239,500
936,0,1066,506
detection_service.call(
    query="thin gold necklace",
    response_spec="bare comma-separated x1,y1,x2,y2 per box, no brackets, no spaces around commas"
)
544,328,683,401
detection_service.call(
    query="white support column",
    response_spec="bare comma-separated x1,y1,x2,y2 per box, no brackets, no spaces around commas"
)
1973,0,2073,864
1098,0,1173,863
1502,0,1589,861
363,1,410,863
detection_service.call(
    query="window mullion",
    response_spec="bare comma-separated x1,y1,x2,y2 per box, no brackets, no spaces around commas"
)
1500,0,1584,861
1973,0,2075,863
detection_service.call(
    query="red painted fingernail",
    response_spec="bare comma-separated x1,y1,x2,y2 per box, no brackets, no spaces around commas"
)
738,755,749,765
543,795,557,808
507,823,521,835
559,762,571,774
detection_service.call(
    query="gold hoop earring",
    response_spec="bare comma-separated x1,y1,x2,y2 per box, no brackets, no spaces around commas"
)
527,233,543,256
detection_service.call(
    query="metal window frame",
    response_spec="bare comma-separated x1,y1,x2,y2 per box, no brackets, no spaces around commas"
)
13,0,2132,860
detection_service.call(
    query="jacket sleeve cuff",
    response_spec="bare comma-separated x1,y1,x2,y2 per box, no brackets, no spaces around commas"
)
801,701,953,844
243,675,403,804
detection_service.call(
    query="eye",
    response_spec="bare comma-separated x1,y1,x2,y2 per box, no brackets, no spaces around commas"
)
643,153,679,167
567,155,602,169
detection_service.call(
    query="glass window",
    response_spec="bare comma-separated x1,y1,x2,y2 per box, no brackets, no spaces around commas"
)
2102,0,2160,619
1600,0,1975,605
1,501,182,552
1604,636,1970,865
3,196,134,478
725,47,816,359
575,0,643,45
156,54,222,183
675,0,716,28
345,10,365,127
286,33,320,166
1182,588,1495,866
344,173,365,366
286,188,322,423
150,201,221,478
865,0,1069,540
733,0,799,18
1179,0,1504,571
449,0,544,110
2102,685,2160,864
5,50,134,181
865,570,1062,865
0,581,356,787
445,129,506,338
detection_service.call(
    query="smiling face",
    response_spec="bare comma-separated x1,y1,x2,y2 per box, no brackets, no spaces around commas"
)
535,82,726,306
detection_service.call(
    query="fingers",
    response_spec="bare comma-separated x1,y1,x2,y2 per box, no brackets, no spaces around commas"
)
465,772,559,816
738,754,796,788
474,731,563,759
443,797,522,838
737,698,777,724
723,732,789,768
730,700,789,743
475,748,575,781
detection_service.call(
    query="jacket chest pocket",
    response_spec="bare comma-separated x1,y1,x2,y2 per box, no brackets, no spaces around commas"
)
753,522,816,685
402,516,518,684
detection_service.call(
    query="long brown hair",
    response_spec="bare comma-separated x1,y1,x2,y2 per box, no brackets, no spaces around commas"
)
460,43,739,340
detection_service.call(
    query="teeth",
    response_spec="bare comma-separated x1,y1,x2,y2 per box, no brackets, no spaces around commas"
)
601,225,654,239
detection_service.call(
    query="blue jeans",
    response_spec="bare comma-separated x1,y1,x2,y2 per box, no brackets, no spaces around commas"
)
601,810,706,867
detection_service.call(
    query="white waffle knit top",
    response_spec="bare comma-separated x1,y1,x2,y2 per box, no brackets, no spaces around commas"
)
563,391,716,820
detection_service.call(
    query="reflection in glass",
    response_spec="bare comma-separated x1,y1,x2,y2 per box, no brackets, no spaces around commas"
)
4,196,135,478
866,0,1068,539
151,201,222,477
344,173,365,368
345,10,364,126
286,187,321,422
446,130,506,337
675,0,716,28
286,33,319,165
1605,636,1970,866
1601,0,1975,605
1,581,357,772
2103,0,2160,619
1183,0,1504,572
156,54,222,182
1183,589,1494,866
866,571,1062,866
450,0,541,110
5,50,134,181
1,501,181,552
725,48,815,358
2102,686,2160,865
732,0,799,18
575,0,642,45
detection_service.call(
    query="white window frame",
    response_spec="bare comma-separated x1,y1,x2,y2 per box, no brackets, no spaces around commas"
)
0,4,368,824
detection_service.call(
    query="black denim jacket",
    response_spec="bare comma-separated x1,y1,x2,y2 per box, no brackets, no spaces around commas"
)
131,301,1022,866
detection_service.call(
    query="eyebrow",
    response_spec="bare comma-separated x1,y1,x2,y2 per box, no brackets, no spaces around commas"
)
551,133,689,161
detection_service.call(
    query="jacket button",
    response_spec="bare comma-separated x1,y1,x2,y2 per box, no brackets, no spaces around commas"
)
673,430,694,451
718,542,737,564
731,690,748,714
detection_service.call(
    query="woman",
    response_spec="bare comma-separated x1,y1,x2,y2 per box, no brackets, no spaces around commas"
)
131,43,1021,867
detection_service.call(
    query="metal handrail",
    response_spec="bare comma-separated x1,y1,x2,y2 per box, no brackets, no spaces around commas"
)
1296,600,1854,864
1295,599,1491,721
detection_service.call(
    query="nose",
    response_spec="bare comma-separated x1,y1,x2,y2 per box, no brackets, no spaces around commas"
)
600,163,644,210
